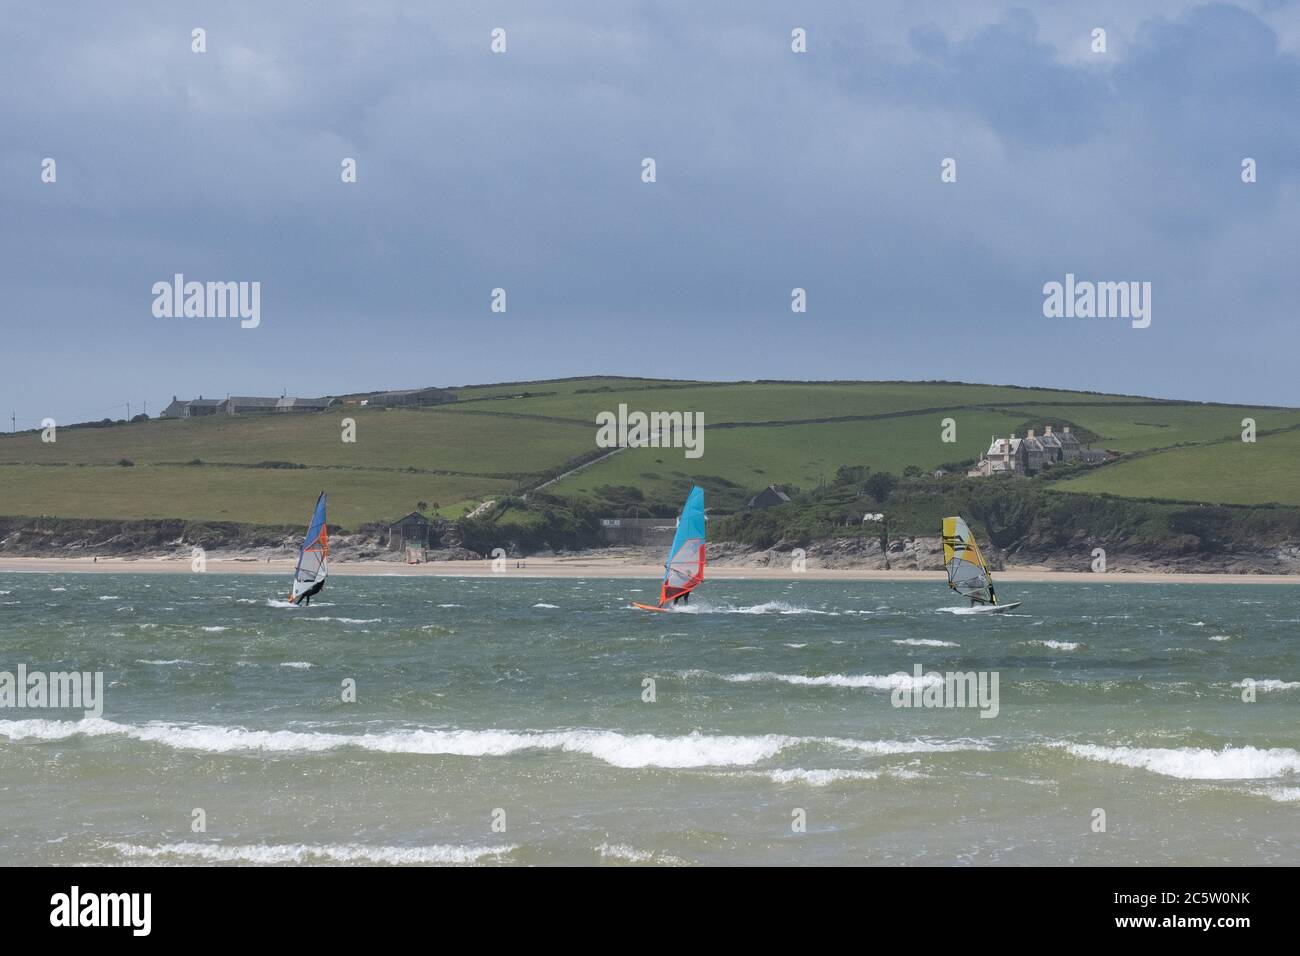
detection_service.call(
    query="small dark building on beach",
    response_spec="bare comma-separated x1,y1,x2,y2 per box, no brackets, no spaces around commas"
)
387,512,434,551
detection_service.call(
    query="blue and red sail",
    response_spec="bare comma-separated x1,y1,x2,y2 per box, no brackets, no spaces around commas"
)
659,486,706,606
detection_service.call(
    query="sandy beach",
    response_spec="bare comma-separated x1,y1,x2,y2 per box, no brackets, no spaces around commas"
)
1,554,1297,584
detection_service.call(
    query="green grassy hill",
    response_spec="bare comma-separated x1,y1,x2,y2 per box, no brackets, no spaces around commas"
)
1,376,1297,530
1057,427,1300,506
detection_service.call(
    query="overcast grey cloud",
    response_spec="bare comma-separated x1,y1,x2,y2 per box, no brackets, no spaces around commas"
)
1,0,1297,425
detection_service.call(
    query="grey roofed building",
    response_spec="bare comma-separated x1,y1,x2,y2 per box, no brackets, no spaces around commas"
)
160,396,221,418
1021,430,1049,475
968,434,1025,476
218,396,280,415
968,425,1101,477
1056,426,1083,460
187,398,222,416
275,396,333,413
986,434,1025,475
163,393,334,418
1038,425,1064,462
366,387,456,407
747,485,792,510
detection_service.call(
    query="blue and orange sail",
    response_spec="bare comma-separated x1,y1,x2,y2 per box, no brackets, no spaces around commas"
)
658,486,706,606
289,492,329,604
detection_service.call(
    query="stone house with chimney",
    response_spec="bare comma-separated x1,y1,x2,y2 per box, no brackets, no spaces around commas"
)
968,434,1026,476
968,424,1096,477
160,396,221,418
1021,430,1049,474
1038,425,1064,463
1055,425,1082,460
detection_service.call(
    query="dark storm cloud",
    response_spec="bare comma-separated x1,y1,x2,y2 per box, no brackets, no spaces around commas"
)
0,1,1296,423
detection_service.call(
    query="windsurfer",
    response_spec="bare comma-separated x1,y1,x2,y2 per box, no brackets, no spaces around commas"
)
295,579,325,607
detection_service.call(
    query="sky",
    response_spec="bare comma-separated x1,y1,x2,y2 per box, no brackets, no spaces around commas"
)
2,0,1298,426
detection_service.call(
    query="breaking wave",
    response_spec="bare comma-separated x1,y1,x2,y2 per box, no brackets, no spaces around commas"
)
683,669,944,690
1059,743,1300,779
105,841,515,865
0,718,985,768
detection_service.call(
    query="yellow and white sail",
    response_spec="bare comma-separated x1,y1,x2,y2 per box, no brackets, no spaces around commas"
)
942,516,995,605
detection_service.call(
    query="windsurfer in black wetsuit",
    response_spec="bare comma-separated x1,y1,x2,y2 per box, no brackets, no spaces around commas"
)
295,579,325,606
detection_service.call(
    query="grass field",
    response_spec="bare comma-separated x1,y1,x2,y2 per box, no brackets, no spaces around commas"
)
441,380,1147,424
0,407,593,476
0,463,513,527
1056,427,1300,506
999,404,1300,453
448,376,687,404
0,377,1296,528
545,409,1034,500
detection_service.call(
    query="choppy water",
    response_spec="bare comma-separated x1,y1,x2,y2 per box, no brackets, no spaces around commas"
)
0,572,1296,865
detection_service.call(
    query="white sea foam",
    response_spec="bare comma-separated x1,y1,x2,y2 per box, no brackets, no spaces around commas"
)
1060,743,1300,779
280,662,314,669
1209,635,1232,642
0,718,985,768
893,638,959,647
1025,640,1080,651
98,595,120,600
201,626,228,633
766,767,880,786
674,601,837,616
436,604,461,608
823,737,990,756
783,643,808,649
687,670,944,691
1232,679,1300,692
106,841,514,865
49,588,66,592
595,843,689,865
136,659,197,666
303,617,381,624
532,603,559,609
730,601,836,615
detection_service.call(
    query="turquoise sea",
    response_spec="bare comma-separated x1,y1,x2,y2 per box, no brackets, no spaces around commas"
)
0,572,1296,865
